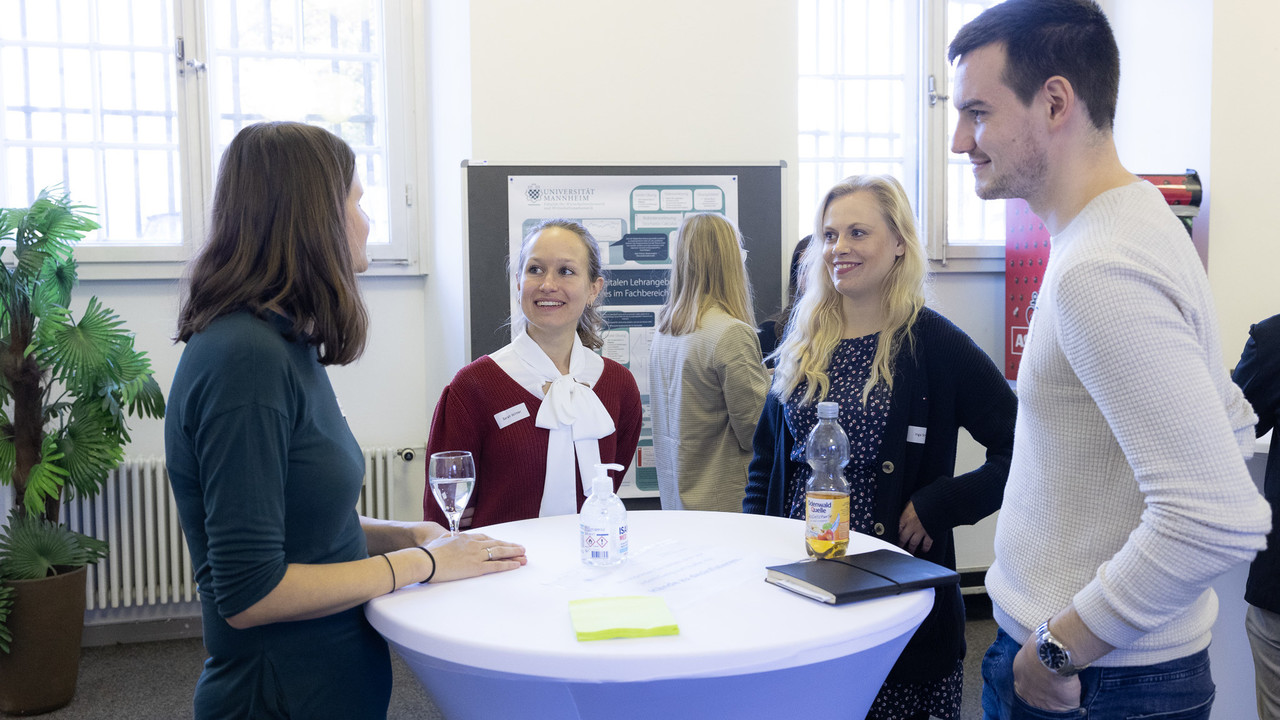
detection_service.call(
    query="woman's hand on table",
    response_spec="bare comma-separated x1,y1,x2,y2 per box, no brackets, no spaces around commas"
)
425,532,527,582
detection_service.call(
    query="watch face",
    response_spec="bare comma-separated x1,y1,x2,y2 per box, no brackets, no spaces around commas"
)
1038,641,1068,671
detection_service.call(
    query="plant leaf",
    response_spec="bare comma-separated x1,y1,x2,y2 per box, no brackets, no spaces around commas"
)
122,374,166,419
0,425,13,486
39,296,126,386
19,436,70,517
0,508,107,581
0,583,13,654
0,187,162,530
29,256,76,320
58,407,126,499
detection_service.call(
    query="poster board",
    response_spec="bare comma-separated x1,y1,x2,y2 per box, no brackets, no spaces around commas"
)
461,162,787,497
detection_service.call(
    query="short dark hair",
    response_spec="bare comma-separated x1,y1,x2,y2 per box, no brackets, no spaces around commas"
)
177,121,369,365
948,0,1119,131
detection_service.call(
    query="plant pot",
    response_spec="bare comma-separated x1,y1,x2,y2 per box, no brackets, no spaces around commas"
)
0,565,88,715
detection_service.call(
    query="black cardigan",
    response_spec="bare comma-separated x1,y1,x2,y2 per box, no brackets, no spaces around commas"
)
1234,314,1280,614
744,307,1016,684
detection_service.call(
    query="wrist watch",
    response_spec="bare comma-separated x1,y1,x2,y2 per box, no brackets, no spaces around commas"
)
1035,621,1088,677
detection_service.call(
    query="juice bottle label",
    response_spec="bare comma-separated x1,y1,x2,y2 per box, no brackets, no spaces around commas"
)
805,492,850,557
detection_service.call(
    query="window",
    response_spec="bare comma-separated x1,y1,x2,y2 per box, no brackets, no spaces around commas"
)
798,0,1004,269
0,0,420,275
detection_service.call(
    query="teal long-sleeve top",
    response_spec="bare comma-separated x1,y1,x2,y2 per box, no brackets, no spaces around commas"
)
165,311,389,719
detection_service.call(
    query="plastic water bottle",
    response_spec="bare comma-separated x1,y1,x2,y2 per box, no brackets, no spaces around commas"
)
805,401,850,558
580,463,628,566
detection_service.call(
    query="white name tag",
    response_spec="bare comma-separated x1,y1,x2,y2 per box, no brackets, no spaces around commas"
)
495,403,530,429
907,425,927,444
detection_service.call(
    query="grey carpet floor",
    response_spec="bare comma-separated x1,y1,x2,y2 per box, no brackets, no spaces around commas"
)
11,618,998,719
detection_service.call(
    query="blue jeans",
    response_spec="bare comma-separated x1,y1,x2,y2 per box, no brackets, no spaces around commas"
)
981,628,1215,720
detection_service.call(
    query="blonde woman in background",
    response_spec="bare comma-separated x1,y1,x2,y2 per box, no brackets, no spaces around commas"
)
744,175,1015,720
649,213,769,512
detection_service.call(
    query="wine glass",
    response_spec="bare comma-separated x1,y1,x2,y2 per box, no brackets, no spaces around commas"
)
429,451,476,536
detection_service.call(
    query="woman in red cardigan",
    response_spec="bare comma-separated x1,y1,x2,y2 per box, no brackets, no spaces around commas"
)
424,219,642,529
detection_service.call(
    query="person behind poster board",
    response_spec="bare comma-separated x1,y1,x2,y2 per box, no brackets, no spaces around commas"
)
947,2,1270,716
649,213,769,512
743,174,1016,720
166,121,527,719
757,235,810,368
1234,313,1280,720
424,219,643,529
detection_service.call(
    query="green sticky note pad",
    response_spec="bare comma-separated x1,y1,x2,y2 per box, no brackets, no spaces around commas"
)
568,596,680,641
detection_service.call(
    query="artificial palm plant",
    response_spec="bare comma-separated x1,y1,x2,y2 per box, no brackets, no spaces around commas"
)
0,187,165,652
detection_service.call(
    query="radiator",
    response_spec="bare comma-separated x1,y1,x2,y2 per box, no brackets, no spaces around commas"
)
49,447,424,614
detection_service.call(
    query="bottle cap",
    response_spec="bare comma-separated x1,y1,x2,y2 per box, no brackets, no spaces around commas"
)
816,401,839,419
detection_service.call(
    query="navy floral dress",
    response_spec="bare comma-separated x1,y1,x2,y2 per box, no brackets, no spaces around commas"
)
783,334,963,720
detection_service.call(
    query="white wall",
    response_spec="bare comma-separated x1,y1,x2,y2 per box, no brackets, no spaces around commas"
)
469,0,800,240
1107,0,1214,266
1207,2,1280,715
469,0,800,158
930,271,1007,571
1209,0,1280,357
76,276,433,459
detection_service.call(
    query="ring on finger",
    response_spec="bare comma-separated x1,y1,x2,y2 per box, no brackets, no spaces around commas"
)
485,547,493,560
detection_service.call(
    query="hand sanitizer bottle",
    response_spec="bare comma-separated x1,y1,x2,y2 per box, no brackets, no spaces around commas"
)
580,463,627,566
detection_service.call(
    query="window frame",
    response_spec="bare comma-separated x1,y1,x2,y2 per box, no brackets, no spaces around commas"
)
2,0,427,281
924,0,1005,271
798,0,1006,274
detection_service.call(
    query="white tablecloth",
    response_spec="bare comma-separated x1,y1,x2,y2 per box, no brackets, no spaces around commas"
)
366,510,934,718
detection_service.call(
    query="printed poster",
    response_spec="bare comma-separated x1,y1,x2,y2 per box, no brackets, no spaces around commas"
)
507,175,740,498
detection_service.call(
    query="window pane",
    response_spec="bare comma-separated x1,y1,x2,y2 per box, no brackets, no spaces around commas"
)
797,0,913,238
946,0,1004,245
207,0,392,246
0,0,182,244
799,0,1004,249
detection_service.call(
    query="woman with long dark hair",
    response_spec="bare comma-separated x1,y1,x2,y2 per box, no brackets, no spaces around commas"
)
166,121,526,718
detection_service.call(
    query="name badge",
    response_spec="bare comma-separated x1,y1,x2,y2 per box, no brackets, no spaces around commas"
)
495,403,530,429
907,425,927,444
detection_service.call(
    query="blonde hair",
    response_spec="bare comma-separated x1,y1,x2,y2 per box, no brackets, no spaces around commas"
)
771,175,926,406
510,219,607,350
656,213,756,335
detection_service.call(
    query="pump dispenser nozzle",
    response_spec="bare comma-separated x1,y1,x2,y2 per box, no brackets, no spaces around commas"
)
591,463,624,497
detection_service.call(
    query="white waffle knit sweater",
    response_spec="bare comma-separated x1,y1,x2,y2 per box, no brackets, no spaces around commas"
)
988,181,1271,667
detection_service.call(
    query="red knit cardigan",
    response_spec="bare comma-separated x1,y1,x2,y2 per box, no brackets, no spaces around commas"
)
423,356,643,529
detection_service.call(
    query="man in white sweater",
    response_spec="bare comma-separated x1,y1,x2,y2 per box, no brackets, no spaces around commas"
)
948,1,1272,717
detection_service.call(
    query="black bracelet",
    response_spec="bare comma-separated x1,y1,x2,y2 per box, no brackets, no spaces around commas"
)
381,553,396,594
417,546,436,584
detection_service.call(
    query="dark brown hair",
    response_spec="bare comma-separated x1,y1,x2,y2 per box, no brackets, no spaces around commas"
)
948,0,1119,132
176,121,368,365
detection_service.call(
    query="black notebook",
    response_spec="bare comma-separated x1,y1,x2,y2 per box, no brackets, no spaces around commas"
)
765,549,959,605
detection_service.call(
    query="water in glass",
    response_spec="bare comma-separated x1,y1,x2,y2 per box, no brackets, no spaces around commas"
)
429,451,475,535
